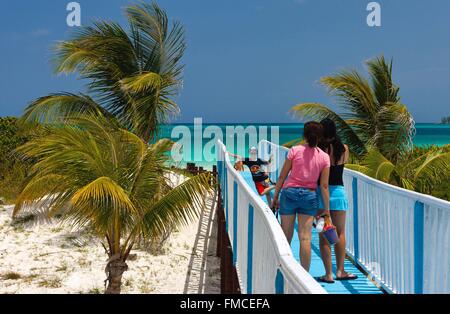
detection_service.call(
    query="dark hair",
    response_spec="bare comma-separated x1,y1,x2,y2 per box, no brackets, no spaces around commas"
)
319,118,345,163
303,121,323,148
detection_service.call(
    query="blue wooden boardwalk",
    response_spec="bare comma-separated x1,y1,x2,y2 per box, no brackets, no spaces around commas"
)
290,226,383,294
240,171,383,294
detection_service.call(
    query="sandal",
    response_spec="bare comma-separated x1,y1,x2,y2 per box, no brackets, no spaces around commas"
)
316,276,335,284
335,272,358,281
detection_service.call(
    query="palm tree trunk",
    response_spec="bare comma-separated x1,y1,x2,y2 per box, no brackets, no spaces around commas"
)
105,258,128,294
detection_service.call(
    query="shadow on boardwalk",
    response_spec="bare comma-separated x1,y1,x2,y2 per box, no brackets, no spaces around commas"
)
183,190,220,294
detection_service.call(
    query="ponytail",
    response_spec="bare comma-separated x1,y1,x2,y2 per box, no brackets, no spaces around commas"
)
331,136,345,162
318,118,345,162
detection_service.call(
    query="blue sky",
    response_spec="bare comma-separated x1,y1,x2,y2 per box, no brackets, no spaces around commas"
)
0,0,449,123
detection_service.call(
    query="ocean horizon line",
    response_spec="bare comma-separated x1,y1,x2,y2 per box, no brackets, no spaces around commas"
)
0,119,446,126
161,122,449,126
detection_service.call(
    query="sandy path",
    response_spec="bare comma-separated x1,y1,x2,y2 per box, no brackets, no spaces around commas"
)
0,188,220,294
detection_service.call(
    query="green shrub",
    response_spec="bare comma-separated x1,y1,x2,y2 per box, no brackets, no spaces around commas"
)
3,272,22,280
0,117,44,203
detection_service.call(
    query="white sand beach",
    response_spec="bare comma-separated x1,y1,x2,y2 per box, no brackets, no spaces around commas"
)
0,176,220,294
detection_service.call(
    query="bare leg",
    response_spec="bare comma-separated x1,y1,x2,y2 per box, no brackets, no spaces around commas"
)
265,193,272,207
331,211,355,279
298,214,314,271
319,232,333,281
262,186,275,207
280,215,296,244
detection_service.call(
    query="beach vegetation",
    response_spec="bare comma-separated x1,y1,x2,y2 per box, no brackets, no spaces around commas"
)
13,114,211,294
11,213,36,226
2,272,22,280
23,274,39,283
139,284,155,294
441,116,450,124
86,287,103,294
0,117,44,203
346,145,450,198
38,278,62,288
56,263,69,272
125,278,133,287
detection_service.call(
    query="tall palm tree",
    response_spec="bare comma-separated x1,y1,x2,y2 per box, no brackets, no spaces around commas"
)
13,115,212,294
22,1,185,143
291,56,415,162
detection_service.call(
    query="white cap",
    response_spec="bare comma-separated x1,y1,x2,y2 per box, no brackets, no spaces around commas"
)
250,146,257,153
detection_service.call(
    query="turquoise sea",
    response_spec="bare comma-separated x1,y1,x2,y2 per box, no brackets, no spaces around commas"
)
158,123,450,170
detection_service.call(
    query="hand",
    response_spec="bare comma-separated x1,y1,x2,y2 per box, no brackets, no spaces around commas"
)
317,209,330,217
271,196,279,211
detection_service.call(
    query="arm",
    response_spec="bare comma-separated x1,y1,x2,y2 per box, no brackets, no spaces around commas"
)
227,152,243,160
260,154,273,165
343,144,349,164
319,167,330,215
271,159,292,209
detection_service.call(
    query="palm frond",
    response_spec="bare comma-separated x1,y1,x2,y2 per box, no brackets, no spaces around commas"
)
69,176,137,233
13,174,70,217
320,71,377,131
290,103,366,156
412,151,450,194
21,93,111,124
345,164,370,175
120,72,163,93
361,149,396,182
282,137,304,148
366,55,400,106
137,172,211,239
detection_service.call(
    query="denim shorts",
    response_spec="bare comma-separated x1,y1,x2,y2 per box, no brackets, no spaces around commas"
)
279,187,319,216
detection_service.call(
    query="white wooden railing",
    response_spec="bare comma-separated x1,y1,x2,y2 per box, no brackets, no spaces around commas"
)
258,140,450,294
216,140,326,294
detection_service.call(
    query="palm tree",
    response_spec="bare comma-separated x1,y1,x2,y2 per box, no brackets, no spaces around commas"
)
21,1,185,143
346,145,450,198
291,55,415,162
13,115,212,294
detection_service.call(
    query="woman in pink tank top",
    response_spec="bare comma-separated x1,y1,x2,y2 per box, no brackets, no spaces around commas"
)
271,122,330,272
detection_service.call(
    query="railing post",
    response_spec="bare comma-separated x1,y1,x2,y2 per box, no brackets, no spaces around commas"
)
275,269,284,294
275,147,279,181
216,191,223,258
352,177,359,261
220,208,227,293
247,204,254,294
232,181,238,265
414,201,424,294
225,168,228,232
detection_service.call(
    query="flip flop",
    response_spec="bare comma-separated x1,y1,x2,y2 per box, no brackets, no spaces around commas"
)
335,273,358,281
316,276,335,284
